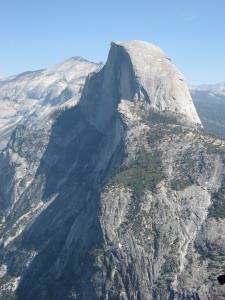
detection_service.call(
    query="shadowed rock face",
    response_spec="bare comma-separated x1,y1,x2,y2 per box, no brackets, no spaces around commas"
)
218,274,225,285
0,41,225,300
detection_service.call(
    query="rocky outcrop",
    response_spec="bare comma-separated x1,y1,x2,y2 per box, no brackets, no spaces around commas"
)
0,41,224,300
81,41,201,132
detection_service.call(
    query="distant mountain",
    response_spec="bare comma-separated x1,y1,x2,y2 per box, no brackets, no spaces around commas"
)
190,82,225,93
0,57,101,149
191,83,225,139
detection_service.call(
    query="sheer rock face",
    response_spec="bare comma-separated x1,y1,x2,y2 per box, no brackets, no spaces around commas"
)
0,41,225,300
81,41,201,132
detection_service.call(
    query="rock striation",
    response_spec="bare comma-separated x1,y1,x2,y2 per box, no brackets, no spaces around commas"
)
81,41,201,132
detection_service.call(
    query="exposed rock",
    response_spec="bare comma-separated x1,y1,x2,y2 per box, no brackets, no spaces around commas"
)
0,57,101,149
81,41,201,132
0,41,224,300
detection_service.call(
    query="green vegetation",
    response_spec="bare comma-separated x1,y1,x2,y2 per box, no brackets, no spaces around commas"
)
171,177,195,191
170,148,206,191
109,149,164,194
51,106,69,121
194,244,214,262
148,110,179,125
0,274,17,299
119,195,142,234
0,274,13,286
194,241,225,263
208,180,225,219
106,147,164,242
146,111,188,147
88,246,105,257
0,292,16,300
147,128,165,144
161,255,179,275
204,140,225,158
88,245,118,276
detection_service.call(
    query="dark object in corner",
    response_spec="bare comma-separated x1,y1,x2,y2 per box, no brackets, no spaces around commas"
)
217,275,225,285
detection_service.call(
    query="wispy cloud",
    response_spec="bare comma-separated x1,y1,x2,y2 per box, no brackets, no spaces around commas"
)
183,12,198,22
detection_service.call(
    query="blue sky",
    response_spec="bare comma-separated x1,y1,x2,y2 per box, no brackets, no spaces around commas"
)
0,0,224,84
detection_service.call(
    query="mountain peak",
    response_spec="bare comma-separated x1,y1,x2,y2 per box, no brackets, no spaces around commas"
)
81,40,202,130
111,40,168,58
65,56,93,63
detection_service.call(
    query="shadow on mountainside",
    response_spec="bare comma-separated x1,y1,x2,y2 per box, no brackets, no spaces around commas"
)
14,105,125,300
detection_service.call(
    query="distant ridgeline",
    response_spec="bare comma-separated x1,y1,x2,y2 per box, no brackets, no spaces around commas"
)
191,84,225,139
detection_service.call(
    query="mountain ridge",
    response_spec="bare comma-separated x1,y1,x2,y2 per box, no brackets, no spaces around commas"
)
190,82,225,93
0,57,101,150
191,82,225,139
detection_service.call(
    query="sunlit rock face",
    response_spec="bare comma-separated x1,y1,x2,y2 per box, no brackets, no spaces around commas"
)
81,40,201,132
0,57,101,150
0,41,225,300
